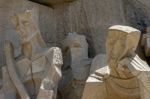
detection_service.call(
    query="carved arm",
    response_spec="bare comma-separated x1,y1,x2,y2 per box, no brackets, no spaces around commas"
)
4,41,30,99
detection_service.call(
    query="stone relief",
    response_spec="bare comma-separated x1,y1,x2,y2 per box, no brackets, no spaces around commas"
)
0,10,63,99
59,32,91,99
82,25,150,99
0,8,150,99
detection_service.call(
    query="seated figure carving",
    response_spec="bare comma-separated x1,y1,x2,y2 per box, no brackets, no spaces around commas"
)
82,25,150,99
0,10,63,99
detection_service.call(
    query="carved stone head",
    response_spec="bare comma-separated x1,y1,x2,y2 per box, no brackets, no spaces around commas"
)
63,32,89,63
106,25,141,63
63,32,88,51
11,9,39,43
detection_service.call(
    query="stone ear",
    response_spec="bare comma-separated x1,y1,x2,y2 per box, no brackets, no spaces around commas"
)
11,15,18,27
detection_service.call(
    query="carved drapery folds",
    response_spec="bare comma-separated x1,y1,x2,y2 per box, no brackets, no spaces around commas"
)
82,25,150,99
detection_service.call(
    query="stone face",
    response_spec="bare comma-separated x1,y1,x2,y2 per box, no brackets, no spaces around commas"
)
82,25,150,99
1,10,63,99
11,10,46,45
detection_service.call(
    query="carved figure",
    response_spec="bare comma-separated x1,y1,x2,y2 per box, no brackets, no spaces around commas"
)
60,32,91,99
82,25,150,99
0,9,63,99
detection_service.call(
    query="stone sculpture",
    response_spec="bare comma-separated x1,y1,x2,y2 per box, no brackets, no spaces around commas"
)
82,25,150,99
60,32,91,99
0,10,63,99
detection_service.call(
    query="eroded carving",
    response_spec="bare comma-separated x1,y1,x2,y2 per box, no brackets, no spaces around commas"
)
82,25,150,99
1,9,63,99
60,32,91,99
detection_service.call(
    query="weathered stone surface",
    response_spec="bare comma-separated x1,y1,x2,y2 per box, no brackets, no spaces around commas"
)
4,41,30,99
63,32,91,80
118,54,150,99
1,0,150,68
1,10,63,99
60,32,91,99
0,0,56,67
82,25,144,99
90,54,107,74
54,0,127,55
2,0,150,99
0,0,129,68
